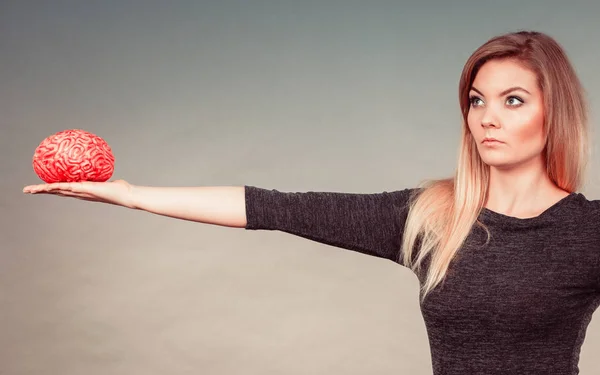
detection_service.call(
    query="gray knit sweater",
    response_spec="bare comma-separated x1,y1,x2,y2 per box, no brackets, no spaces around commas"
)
244,185,600,375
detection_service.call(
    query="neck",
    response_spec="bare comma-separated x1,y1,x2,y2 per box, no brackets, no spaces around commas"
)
485,156,567,217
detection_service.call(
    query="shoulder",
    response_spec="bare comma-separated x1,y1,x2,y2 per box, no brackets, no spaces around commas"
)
380,187,422,210
565,193,600,238
569,192,600,215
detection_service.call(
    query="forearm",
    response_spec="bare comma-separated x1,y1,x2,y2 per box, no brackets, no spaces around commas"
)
130,185,247,227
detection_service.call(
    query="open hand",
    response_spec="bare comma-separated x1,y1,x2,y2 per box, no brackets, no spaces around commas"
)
23,179,136,208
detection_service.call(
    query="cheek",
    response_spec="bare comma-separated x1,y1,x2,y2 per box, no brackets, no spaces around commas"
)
513,110,545,145
466,111,479,134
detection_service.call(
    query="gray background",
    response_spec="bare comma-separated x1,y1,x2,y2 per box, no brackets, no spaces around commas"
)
2,1,600,374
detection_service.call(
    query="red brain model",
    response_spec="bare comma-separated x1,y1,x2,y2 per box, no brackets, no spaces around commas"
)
32,129,115,183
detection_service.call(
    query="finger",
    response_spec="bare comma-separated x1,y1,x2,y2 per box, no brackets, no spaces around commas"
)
47,182,79,192
40,190,95,199
23,185,49,194
23,185,43,193
44,190,113,204
23,184,52,194
53,191,88,198
24,182,83,194
29,190,74,197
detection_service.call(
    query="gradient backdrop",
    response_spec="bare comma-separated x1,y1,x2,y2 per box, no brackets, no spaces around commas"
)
2,1,600,374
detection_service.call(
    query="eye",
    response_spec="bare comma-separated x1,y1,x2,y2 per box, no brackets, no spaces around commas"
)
506,96,524,106
469,96,483,107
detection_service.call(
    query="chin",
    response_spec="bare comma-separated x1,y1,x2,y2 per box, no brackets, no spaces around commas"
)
478,155,514,169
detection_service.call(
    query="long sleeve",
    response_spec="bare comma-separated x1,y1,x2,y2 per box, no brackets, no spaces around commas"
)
244,185,415,264
594,200,600,293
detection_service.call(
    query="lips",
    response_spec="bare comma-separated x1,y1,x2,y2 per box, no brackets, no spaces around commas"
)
483,137,502,143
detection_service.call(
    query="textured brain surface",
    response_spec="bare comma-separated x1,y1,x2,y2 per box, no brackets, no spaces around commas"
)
32,129,115,183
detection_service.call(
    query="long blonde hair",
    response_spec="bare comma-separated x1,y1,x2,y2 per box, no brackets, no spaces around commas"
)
401,31,590,302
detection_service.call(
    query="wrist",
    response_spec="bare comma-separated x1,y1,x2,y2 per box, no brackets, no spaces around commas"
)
126,184,141,210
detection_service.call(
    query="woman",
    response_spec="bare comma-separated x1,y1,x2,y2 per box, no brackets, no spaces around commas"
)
23,31,600,375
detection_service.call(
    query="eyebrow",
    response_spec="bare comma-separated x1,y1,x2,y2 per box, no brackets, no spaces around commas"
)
470,86,531,97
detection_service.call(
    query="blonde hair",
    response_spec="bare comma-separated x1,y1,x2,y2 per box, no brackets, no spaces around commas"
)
401,31,590,302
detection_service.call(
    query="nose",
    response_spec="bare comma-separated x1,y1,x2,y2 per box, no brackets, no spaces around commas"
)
481,108,500,128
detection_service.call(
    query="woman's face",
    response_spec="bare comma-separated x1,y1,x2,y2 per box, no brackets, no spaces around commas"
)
467,59,546,170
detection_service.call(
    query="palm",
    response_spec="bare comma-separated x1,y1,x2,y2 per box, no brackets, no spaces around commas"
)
23,179,135,208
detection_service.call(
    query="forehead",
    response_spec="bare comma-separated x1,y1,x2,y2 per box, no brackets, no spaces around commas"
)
471,59,539,93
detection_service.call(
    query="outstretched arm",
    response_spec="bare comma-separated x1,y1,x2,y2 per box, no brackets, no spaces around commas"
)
244,186,414,262
131,185,247,227
23,181,415,263
23,180,248,227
